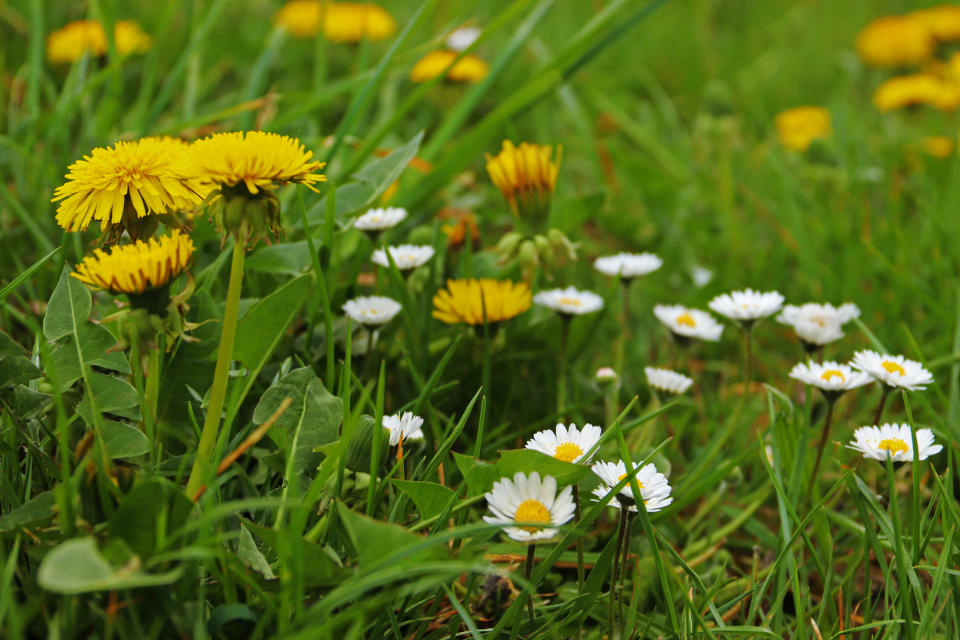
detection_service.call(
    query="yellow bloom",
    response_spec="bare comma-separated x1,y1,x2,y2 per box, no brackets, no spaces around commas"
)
873,73,960,111
855,16,934,68
774,106,832,151
409,50,489,83
909,5,960,42
485,141,561,220
72,231,194,295
437,209,479,248
923,135,955,158
275,1,323,37
46,19,151,64
433,279,531,325
323,3,396,43
52,137,208,235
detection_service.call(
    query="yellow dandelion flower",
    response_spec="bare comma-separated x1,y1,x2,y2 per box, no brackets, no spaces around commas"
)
323,3,396,43
922,135,955,158
774,106,832,152
909,5,960,42
485,140,561,220
855,15,934,69
46,19,151,64
433,279,531,325
275,0,324,37
72,231,194,295
52,137,209,235
437,209,479,248
409,50,489,83
873,73,960,111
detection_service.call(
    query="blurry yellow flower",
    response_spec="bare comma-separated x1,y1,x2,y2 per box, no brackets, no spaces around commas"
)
47,19,151,64
437,209,479,247
433,279,531,325
323,3,395,43
485,141,561,220
855,16,934,68
72,231,194,295
275,1,323,37
409,50,489,83
909,5,960,42
774,106,832,151
873,73,960,111
923,135,955,158
52,137,207,236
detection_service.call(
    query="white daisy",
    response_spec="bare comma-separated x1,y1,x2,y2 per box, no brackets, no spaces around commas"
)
595,367,618,383
708,289,784,322
483,472,576,542
525,423,602,464
593,252,662,279
371,244,436,271
591,460,673,513
777,302,860,347
644,367,693,395
847,423,942,462
534,287,604,315
342,296,402,325
652,304,724,341
381,411,425,446
446,26,481,51
788,361,873,393
353,207,408,231
690,265,713,288
851,350,933,391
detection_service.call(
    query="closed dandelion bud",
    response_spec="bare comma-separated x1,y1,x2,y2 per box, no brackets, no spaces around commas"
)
496,231,523,255
533,234,554,268
517,238,539,269
547,228,577,260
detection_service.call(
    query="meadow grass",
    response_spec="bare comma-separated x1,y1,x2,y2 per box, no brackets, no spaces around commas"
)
0,0,959,638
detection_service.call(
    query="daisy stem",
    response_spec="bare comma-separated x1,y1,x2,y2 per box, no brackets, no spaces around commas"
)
573,485,585,593
524,543,536,623
397,437,405,482
902,391,920,565
608,504,629,635
186,229,248,497
885,454,916,640
618,510,632,629
808,396,836,505
872,385,891,426
742,322,754,392
144,346,162,466
557,315,571,420
615,278,631,378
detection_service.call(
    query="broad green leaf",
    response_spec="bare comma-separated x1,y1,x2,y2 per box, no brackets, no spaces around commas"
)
240,517,344,587
77,371,140,424
245,240,313,275
0,356,42,388
496,449,591,487
230,275,311,370
109,480,194,557
101,421,150,459
336,502,445,568
393,480,457,521
453,452,500,497
236,524,276,580
37,538,183,594
0,491,56,532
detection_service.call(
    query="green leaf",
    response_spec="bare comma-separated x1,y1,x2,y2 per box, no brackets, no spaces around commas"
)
101,421,150,459
236,524,276,580
240,517,344,587
495,449,591,487
37,538,183,594
245,240,313,275
0,491,56,532
453,452,500,497
109,480,194,557
77,371,140,423
393,480,457,522
0,356,42,388
230,275,311,370
336,502,445,568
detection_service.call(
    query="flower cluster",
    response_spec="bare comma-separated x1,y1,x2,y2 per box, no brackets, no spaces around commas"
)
275,2,396,42
47,19,151,64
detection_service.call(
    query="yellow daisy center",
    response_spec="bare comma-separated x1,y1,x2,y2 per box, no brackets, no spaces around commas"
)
882,361,906,376
553,442,583,463
820,369,845,382
878,438,909,455
515,499,551,532
617,473,644,489
558,296,582,307
676,312,696,327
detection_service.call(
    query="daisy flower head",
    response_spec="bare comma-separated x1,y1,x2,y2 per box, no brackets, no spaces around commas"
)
848,424,942,462
483,472,575,542
708,289,784,323
595,367,618,383
432,279,531,325
591,460,673,513
775,106,832,152
855,15,934,69
353,206,408,232
446,26,482,51
525,423,602,464
777,302,860,349
409,50,489,83
371,244,435,271
485,140,561,221
52,137,209,239
593,252,662,280
789,360,872,394
851,350,933,391
342,295,401,326
644,367,693,395
653,304,723,342
321,2,396,43
534,287,603,316
381,412,424,446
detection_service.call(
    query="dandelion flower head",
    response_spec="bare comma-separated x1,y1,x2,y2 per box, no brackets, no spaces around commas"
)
775,106,832,152
71,231,194,295
433,279,531,325
409,50,489,83
485,141,561,218
855,15,934,68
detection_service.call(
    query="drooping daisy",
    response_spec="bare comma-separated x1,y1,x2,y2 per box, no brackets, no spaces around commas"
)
46,19,151,64
409,50,489,83
593,252,662,280
855,15,934,69
777,302,860,349
71,231,194,297
652,304,724,341
371,244,435,271
534,287,604,316
342,296,401,325
591,460,673,513
433,279,531,325
525,424,602,464
446,26,482,51
483,472,576,542
789,361,873,394
848,424,942,462
644,367,693,395
708,289,784,323
381,412,425,446
485,141,561,220
851,350,933,391
353,207,408,231
774,106,832,152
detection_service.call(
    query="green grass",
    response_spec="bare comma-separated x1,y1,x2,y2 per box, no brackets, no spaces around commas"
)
1,0,959,638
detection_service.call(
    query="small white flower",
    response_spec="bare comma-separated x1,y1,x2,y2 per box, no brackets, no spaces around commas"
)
591,460,673,513
593,252,662,279
847,424,942,462
652,304,724,341
691,265,713,288
446,26,481,51
483,472,576,542
534,287,604,315
708,289,784,322
381,411,425,446
788,361,873,393
644,367,693,395
851,350,933,391
595,367,618,382
372,244,436,271
525,423,602,464
353,207,408,231
777,302,860,347
342,296,402,325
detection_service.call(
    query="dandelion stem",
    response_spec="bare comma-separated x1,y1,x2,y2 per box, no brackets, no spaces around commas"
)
144,346,162,465
808,396,836,504
873,385,891,426
557,314,571,420
186,229,247,497
524,543,536,623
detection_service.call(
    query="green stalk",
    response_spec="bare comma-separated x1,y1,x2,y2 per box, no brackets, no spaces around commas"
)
144,347,162,465
808,396,837,505
902,391,921,565
885,455,915,640
873,385,891,426
608,504,628,634
573,485,585,592
557,315,571,419
743,321,754,391
186,230,248,496
525,543,537,622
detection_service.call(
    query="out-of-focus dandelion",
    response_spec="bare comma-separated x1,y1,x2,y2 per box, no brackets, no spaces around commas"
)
47,19,151,64
409,50,489,83
873,73,960,112
774,106,832,152
485,141,561,222
855,15,934,68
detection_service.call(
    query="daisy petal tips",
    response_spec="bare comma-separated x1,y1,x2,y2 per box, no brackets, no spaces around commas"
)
708,289,784,322
525,423,602,464
483,472,576,542
848,424,942,462
851,350,933,391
